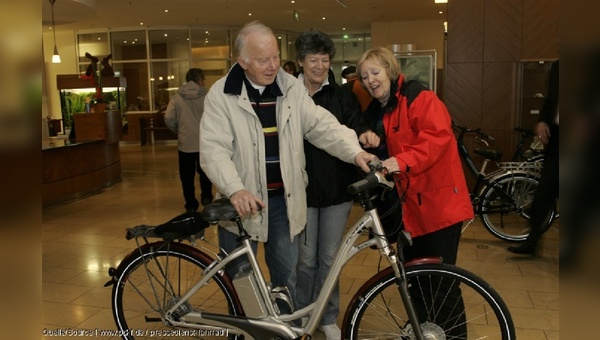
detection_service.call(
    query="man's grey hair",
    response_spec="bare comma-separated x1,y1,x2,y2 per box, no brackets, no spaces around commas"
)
235,21,274,62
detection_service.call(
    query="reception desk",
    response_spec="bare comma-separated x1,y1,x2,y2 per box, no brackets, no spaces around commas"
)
42,110,122,207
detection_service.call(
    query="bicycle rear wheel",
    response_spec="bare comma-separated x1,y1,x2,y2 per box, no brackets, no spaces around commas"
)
111,241,242,339
479,172,555,242
343,264,514,340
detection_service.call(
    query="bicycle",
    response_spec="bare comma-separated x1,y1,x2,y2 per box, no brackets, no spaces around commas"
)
452,121,556,242
510,127,544,163
105,160,515,339
493,126,546,178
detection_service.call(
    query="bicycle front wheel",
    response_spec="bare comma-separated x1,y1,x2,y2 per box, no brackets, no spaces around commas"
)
480,172,555,242
343,264,515,340
111,241,242,339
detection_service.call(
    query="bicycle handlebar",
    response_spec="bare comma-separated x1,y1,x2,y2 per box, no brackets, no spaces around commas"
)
451,120,495,142
347,159,395,195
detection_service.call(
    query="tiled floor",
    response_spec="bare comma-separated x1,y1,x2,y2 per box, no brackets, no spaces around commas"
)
42,143,559,339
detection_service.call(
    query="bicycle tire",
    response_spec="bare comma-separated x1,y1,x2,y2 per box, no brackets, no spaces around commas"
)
479,172,555,242
342,264,515,340
111,241,243,340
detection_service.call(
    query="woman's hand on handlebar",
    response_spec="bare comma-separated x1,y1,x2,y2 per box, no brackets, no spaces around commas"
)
229,189,265,218
381,157,401,174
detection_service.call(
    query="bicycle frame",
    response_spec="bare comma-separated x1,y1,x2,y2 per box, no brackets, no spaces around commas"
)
153,189,426,339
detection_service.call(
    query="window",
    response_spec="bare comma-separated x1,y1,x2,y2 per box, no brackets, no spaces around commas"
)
77,28,370,113
149,29,190,60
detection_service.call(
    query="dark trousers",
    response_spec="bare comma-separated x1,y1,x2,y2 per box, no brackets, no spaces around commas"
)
526,126,559,244
405,222,466,338
403,221,462,265
178,151,213,211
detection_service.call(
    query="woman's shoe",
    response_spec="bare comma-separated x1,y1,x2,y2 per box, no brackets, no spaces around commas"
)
507,242,538,255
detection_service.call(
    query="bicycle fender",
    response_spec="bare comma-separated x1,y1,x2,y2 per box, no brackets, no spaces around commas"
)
104,241,229,288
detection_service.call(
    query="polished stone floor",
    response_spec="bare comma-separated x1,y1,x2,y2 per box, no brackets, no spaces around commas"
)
42,143,559,339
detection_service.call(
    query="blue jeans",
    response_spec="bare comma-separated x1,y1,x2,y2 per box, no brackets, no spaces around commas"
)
296,200,353,325
218,195,298,314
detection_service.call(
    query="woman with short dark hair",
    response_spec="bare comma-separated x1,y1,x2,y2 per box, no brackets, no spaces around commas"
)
294,29,378,340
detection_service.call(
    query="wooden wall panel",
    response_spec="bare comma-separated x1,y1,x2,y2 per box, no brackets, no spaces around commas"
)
482,62,518,131
522,0,559,60
445,63,482,127
484,0,522,62
447,0,484,63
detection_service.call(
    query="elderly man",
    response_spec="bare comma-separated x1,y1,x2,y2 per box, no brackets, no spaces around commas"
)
199,21,375,316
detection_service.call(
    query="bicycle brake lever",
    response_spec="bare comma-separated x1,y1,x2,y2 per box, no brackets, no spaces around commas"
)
375,171,395,189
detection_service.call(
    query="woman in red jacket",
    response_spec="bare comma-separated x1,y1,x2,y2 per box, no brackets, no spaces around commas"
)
357,46,473,337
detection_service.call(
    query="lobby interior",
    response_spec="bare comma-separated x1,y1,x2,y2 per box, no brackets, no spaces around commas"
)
42,0,560,339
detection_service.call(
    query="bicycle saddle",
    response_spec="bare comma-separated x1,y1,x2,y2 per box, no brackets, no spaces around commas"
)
474,148,503,161
202,198,239,224
153,211,210,237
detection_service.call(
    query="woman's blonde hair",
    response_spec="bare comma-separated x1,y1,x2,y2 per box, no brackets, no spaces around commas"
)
356,47,401,81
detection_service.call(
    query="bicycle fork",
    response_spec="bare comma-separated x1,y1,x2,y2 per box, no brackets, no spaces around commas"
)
392,263,426,340
368,212,427,340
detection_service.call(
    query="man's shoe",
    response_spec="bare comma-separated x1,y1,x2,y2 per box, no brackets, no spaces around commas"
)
201,198,213,206
318,324,341,340
507,243,537,255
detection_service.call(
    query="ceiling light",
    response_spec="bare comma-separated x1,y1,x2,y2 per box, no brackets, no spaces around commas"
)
435,0,448,3
49,0,61,63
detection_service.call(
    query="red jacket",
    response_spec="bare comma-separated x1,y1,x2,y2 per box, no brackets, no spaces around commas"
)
384,76,473,237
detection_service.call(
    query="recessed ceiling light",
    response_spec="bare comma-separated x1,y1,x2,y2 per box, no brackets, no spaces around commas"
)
342,27,346,31
322,17,326,20
435,0,448,3
164,9,169,13
140,22,144,25
291,0,295,3
439,11,443,14
248,13,252,16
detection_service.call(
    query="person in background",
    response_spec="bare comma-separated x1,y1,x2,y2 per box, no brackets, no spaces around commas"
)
356,46,473,337
164,68,213,212
199,21,376,316
508,60,559,255
283,60,298,76
294,29,379,340
341,65,372,112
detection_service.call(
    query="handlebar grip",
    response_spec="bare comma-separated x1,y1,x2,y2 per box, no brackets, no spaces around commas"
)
348,172,380,195
482,132,495,142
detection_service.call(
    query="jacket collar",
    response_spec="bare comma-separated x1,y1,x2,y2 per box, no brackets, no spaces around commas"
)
224,63,283,97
